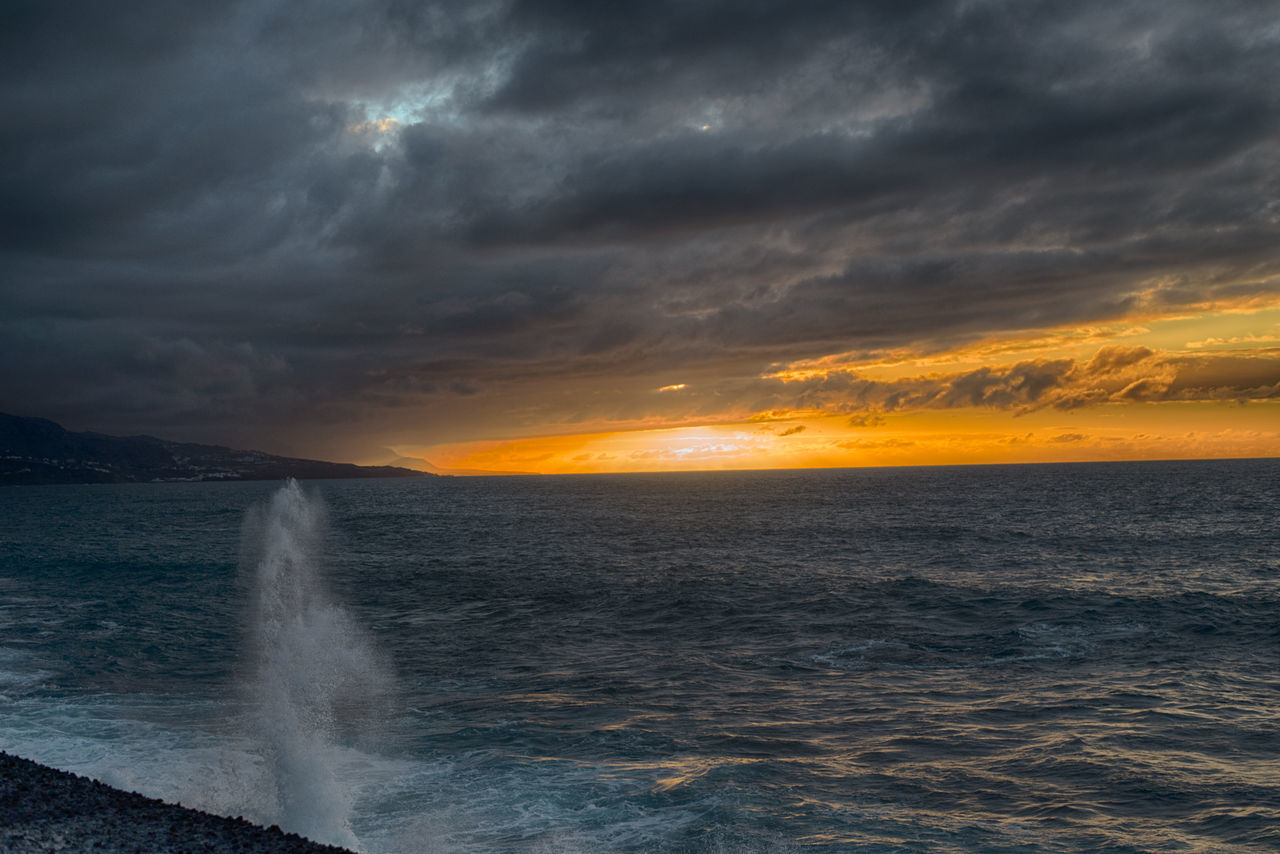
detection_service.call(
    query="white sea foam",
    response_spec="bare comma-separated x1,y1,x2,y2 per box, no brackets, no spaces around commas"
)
0,648,49,693
238,478,395,850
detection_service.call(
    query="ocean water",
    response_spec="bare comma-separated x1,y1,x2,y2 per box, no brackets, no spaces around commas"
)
0,460,1277,853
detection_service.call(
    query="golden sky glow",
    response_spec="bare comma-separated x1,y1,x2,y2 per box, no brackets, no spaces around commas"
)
386,303,1280,474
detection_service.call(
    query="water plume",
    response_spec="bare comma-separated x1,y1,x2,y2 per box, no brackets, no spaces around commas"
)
240,479,392,850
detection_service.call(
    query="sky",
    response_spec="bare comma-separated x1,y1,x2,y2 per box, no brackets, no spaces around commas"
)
3,0,1278,474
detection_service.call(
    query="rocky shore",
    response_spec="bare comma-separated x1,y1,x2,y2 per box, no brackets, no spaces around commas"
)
0,752,356,853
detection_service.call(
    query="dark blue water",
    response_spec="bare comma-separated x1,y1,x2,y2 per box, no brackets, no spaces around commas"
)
1,460,1277,852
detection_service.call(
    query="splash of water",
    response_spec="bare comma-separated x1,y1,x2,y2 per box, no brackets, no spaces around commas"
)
241,479,392,850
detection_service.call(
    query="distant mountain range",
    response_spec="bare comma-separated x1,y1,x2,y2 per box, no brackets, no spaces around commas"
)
0,413,431,485
382,455,537,478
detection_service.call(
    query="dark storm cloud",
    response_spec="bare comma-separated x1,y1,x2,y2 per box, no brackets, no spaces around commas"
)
486,0,936,112
2,0,1278,451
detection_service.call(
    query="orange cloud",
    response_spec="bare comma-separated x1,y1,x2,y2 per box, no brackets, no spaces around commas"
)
758,346,1280,417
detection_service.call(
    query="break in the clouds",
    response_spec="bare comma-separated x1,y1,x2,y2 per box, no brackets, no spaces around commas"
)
2,0,1279,456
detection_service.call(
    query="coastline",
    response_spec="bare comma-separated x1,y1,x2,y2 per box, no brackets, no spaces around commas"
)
0,751,355,853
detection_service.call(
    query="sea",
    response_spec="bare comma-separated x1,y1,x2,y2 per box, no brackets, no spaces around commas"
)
0,460,1277,853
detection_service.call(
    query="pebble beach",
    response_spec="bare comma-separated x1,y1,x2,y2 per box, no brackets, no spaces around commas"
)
0,752,355,854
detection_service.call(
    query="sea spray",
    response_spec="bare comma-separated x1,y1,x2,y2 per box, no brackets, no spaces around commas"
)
240,479,393,850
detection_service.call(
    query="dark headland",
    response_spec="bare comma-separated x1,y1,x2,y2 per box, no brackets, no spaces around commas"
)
0,412,430,485
0,751,355,853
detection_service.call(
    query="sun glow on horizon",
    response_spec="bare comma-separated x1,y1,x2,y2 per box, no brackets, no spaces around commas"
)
396,401,1279,475
376,304,1280,475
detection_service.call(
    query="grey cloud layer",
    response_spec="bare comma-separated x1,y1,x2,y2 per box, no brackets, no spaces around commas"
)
2,0,1278,451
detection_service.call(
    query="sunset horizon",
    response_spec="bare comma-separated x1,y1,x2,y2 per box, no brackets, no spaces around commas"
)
379,302,1280,474
4,2,1278,473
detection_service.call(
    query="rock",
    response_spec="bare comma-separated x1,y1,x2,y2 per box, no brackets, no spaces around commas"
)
0,752,356,853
